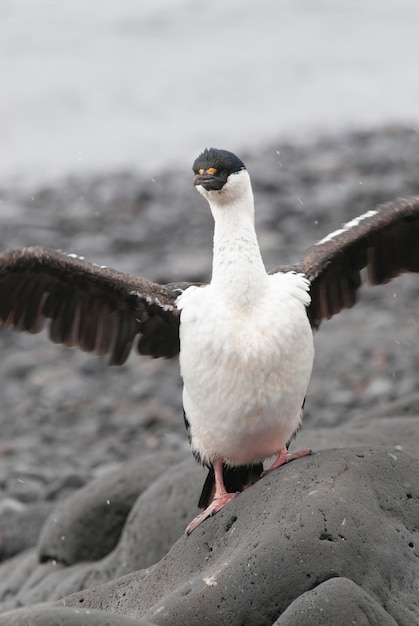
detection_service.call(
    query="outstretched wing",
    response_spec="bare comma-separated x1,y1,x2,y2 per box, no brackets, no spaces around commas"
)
271,196,419,328
0,247,190,365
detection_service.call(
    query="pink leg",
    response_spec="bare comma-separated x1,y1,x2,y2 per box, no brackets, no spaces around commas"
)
262,446,312,477
186,459,237,535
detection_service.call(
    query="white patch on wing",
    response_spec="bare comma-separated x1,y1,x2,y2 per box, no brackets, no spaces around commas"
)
67,252,86,260
129,291,175,312
145,295,174,311
315,209,378,245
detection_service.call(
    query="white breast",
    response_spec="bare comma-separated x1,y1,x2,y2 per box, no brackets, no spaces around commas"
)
177,272,314,466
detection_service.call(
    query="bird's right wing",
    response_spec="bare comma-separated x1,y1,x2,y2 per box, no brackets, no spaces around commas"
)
0,247,198,365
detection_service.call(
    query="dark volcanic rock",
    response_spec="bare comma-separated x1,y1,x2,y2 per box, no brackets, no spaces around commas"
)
37,451,187,565
0,605,155,625
3,447,419,624
0,456,205,612
55,448,419,626
103,456,205,572
0,501,54,561
273,577,399,626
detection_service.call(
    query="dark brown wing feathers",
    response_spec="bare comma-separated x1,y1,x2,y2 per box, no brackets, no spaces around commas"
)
0,247,182,364
2,197,419,360
292,196,419,327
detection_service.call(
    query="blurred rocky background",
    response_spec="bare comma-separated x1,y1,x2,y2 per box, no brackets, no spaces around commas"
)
1,2,419,624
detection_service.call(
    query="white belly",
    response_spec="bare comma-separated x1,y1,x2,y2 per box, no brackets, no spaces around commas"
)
177,274,314,466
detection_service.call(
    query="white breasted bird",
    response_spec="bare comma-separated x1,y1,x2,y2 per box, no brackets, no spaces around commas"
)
1,148,419,533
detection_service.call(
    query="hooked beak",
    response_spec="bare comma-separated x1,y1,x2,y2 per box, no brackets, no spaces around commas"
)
193,172,227,191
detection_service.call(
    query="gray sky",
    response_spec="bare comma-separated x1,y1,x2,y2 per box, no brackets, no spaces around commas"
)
2,0,419,184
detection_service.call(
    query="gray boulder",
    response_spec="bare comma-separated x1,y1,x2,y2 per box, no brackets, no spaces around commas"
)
0,455,204,611
57,447,419,625
0,605,155,625
38,451,188,565
273,577,399,626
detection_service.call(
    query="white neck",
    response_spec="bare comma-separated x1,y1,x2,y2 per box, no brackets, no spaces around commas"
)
199,170,268,304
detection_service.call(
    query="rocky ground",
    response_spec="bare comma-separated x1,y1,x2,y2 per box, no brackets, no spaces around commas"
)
0,125,419,624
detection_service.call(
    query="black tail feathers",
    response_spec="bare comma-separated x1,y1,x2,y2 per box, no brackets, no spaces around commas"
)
198,462,263,509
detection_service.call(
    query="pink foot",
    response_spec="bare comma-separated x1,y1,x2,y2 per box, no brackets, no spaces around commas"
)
186,492,237,534
262,447,312,477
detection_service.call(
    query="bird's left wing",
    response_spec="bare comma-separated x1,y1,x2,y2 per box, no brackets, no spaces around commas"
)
0,247,194,365
270,196,419,328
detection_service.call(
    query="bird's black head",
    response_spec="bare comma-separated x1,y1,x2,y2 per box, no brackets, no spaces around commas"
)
192,148,246,191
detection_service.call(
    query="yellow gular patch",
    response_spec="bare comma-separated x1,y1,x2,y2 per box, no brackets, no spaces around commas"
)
206,167,217,176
